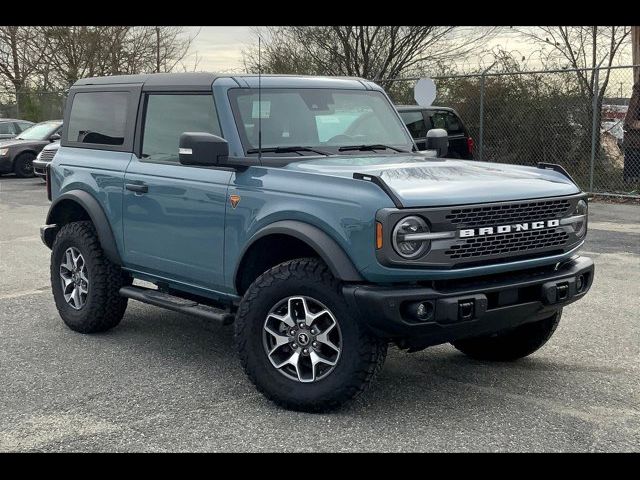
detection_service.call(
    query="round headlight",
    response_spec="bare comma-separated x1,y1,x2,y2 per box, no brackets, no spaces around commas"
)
575,199,588,237
392,216,430,259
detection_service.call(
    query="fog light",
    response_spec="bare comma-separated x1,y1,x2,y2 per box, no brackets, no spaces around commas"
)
576,274,585,293
404,300,434,322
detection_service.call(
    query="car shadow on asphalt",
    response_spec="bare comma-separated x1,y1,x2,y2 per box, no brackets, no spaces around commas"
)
90,303,608,416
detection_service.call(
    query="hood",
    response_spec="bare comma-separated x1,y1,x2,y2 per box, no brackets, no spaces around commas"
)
284,155,581,207
0,138,47,149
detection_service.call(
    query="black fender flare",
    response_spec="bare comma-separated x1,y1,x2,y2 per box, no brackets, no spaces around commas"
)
235,220,364,285
45,190,122,265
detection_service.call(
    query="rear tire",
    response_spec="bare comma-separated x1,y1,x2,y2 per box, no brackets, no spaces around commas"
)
452,310,562,361
51,221,129,333
235,258,387,412
13,152,36,178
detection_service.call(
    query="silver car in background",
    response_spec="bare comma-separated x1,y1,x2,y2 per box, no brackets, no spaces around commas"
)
33,140,59,180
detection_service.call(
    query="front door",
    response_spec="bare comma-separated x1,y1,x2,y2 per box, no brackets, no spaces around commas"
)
123,92,232,290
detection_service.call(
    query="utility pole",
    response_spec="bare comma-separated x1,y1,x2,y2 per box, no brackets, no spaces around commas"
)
633,26,639,82
155,26,161,73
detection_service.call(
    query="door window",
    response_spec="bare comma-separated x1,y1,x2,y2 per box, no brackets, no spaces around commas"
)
142,94,221,163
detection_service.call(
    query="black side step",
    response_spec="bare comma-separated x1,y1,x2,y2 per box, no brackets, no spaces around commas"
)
119,286,235,325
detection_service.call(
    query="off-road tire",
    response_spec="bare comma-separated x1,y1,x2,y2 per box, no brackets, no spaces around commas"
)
452,310,562,361
235,257,387,412
51,221,129,333
13,152,36,178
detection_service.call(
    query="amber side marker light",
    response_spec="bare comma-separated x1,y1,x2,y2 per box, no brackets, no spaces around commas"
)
376,222,383,249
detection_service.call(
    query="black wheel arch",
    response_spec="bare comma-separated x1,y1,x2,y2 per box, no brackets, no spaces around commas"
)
234,220,364,293
45,190,122,266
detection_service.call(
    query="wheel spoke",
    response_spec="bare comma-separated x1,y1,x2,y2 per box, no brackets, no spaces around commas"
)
316,322,339,352
273,349,302,381
310,350,336,368
265,325,290,355
61,250,74,273
70,287,81,308
268,312,294,328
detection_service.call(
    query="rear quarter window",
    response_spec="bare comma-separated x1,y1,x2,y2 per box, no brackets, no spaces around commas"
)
426,110,465,135
67,91,129,146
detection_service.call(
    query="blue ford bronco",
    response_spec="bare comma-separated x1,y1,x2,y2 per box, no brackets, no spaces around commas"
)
41,72,594,411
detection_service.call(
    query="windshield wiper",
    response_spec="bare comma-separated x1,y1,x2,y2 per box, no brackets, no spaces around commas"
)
246,146,331,156
338,144,409,153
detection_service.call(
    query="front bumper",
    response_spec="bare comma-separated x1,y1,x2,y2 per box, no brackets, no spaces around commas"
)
0,155,12,173
343,256,594,349
32,159,49,177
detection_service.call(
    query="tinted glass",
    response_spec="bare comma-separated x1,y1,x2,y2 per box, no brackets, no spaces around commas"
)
142,94,221,163
399,111,427,138
0,122,15,135
426,110,464,135
68,92,129,145
17,122,33,132
229,88,413,154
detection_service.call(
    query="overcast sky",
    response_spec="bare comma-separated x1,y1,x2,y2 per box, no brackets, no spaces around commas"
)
182,26,633,75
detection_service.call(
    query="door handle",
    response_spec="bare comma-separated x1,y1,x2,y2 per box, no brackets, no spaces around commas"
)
125,183,148,194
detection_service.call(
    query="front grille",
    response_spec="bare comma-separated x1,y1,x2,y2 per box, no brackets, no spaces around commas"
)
38,148,57,162
445,199,571,228
445,227,569,260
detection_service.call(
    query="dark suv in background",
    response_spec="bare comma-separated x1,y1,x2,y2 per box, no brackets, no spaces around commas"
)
396,105,474,159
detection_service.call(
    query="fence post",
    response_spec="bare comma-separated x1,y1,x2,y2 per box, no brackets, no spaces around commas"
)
479,75,485,161
589,67,600,192
477,62,495,162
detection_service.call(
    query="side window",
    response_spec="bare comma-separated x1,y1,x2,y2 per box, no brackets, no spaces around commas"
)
399,111,427,139
17,122,33,132
67,91,129,145
142,94,220,163
0,122,15,135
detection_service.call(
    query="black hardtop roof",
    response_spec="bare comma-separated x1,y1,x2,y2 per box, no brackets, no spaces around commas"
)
72,72,374,90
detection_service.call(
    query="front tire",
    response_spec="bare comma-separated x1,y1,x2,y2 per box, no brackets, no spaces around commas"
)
51,221,129,333
235,258,387,412
13,152,36,178
452,310,562,361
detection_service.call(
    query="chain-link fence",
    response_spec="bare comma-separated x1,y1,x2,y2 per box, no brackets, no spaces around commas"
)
381,65,640,198
2,68,640,197
0,89,66,122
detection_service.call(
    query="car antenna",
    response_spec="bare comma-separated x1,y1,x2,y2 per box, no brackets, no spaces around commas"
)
258,35,262,162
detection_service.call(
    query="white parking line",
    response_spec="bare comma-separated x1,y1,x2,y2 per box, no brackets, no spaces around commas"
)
0,288,50,300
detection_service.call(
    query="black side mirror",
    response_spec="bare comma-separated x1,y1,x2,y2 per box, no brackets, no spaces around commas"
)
49,133,61,142
426,128,449,157
179,132,229,166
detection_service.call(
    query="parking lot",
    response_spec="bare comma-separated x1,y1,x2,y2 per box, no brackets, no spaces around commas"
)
0,175,638,452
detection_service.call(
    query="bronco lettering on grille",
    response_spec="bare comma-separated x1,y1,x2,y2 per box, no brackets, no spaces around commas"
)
459,219,560,238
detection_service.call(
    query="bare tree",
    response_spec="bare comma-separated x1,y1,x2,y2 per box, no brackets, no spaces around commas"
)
243,26,496,88
41,26,196,88
515,27,631,101
0,26,48,92
515,27,632,166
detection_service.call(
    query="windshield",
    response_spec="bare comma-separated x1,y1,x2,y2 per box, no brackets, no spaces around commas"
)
229,88,414,156
16,122,61,141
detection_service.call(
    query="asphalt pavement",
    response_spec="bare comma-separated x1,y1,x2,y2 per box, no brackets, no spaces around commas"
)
0,176,638,452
